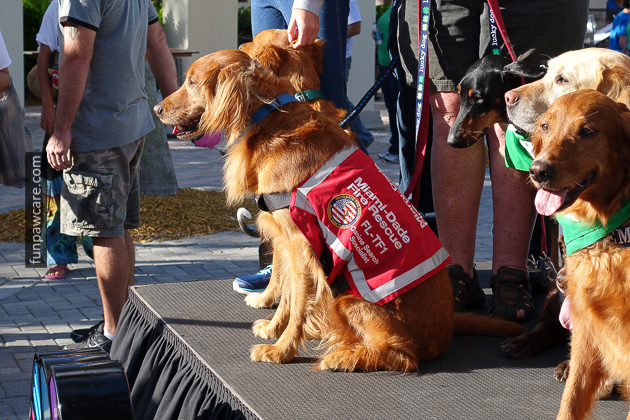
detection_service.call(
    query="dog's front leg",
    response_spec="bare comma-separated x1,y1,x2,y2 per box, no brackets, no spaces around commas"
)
251,233,314,364
245,247,283,309
556,323,604,420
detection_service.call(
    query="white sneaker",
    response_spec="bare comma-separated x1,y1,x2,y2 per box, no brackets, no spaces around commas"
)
378,151,399,163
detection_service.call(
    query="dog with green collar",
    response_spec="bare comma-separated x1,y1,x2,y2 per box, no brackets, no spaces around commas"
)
529,89,630,420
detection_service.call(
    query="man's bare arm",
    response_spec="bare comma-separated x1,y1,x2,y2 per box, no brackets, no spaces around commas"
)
47,23,95,170
146,22,178,97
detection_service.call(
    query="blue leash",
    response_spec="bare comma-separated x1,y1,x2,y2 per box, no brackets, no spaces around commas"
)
339,55,399,128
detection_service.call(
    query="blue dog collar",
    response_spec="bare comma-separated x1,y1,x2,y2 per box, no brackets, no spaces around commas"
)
250,93,299,125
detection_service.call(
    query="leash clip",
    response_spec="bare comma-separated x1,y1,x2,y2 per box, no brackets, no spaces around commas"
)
541,251,558,282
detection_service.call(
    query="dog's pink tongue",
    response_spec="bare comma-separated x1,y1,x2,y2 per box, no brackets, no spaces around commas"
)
172,125,179,135
535,189,567,216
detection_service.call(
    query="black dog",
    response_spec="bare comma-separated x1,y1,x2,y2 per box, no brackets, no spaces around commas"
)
447,55,546,148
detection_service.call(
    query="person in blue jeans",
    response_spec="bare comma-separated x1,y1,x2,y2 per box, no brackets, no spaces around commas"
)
250,0,349,110
234,0,351,294
344,0,374,151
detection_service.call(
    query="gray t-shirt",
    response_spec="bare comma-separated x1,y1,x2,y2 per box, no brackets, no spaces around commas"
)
58,0,159,152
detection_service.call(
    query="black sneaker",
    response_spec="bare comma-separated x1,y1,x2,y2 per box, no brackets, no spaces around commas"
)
70,320,104,343
64,323,112,353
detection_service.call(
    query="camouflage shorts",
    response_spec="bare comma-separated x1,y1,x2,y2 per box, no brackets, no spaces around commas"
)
60,138,144,237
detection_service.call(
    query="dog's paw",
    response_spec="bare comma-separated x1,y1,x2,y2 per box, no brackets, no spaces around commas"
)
252,319,280,340
554,359,570,382
245,292,275,309
250,344,295,364
502,335,536,359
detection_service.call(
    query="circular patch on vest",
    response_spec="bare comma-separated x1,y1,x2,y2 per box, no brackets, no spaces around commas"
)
327,194,361,229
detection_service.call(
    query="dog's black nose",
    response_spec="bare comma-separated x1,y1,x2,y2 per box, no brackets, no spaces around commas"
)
505,90,520,107
529,160,555,183
154,104,163,116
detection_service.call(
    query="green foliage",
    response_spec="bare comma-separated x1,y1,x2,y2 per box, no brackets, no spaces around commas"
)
238,6,252,46
23,0,49,51
152,0,164,24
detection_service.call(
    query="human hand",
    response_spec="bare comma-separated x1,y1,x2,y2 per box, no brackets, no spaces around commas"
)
46,130,72,170
287,9,319,49
40,103,55,135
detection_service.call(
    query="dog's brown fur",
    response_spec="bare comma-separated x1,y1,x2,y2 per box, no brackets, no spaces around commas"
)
530,90,630,419
503,48,630,367
237,29,349,312
155,49,525,372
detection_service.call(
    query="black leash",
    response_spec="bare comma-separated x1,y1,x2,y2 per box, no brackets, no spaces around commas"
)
340,55,399,128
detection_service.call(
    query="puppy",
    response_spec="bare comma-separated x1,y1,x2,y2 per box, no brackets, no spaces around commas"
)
529,90,630,419
506,47,630,134
448,54,546,148
154,49,526,372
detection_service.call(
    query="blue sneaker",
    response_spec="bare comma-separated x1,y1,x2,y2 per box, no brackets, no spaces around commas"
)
233,265,273,294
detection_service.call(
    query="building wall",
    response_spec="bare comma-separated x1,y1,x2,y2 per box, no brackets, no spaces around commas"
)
162,0,238,83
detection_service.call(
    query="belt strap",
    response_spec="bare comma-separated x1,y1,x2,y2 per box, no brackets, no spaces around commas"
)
255,192,292,212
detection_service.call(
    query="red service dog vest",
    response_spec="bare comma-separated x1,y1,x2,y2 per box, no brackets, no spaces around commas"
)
290,146,451,305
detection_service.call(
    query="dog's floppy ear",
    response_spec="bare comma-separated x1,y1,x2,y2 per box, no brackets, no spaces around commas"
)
303,38,325,74
200,62,250,139
597,65,630,106
255,45,290,75
501,61,547,84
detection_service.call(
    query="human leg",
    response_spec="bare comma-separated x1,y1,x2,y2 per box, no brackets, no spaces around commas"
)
318,0,349,110
250,0,290,35
379,64,399,156
93,233,133,335
61,139,144,346
345,56,373,152
429,92,486,276
486,125,536,321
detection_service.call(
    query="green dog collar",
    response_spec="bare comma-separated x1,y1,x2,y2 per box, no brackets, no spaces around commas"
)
557,199,630,256
504,124,534,172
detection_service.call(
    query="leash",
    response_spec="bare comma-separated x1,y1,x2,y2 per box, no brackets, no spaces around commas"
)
401,0,431,206
486,0,517,62
339,55,399,128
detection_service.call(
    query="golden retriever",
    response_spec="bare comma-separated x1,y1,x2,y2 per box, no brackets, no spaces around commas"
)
529,90,630,419
154,49,525,372
503,48,630,365
506,47,630,134
237,29,348,312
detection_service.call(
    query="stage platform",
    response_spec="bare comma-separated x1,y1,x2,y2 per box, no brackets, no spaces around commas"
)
110,262,628,420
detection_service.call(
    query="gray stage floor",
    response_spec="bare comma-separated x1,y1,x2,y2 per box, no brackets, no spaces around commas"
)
129,262,628,420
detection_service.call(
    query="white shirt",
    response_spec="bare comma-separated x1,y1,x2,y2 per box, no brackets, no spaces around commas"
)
346,0,361,59
0,29,11,70
36,1,60,52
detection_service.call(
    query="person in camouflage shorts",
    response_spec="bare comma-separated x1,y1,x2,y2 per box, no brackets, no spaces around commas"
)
46,0,177,352
60,139,144,237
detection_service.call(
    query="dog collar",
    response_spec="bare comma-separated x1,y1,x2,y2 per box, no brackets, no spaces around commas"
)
504,124,534,172
611,225,630,247
250,93,299,125
557,199,630,255
294,89,325,102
